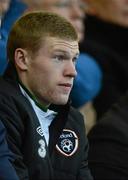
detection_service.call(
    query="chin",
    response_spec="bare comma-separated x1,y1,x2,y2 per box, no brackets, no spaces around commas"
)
53,97,69,105
54,100,68,105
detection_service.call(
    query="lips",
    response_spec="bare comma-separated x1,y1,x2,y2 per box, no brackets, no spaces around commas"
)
58,83,72,93
59,83,72,87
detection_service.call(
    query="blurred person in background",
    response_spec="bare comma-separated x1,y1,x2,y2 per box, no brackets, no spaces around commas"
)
80,0,128,120
0,0,10,15
0,0,11,74
88,88,128,179
0,0,27,74
0,0,42,74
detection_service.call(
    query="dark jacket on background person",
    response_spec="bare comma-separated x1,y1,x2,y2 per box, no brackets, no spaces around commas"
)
0,120,19,179
0,62,93,180
88,91,128,179
80,15,128,120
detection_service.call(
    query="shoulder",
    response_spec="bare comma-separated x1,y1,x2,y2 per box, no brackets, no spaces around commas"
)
88,92,128,179
69,106,87,134
0,77,22,105
0,77,32,126
69,106,84,122
0,120,19,179
89,92,128,141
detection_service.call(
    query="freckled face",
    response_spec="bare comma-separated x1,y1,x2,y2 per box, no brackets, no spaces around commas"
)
25,37,79,106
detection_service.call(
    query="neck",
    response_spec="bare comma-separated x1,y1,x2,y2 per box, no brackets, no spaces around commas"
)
19,80,49,112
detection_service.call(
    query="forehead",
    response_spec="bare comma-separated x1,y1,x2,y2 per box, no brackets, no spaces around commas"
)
42,37,79,54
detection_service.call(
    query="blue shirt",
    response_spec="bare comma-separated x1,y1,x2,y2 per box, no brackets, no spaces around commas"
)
71,53,102,108
0,0,27,75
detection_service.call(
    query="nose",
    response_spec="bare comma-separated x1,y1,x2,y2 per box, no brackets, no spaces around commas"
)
64,61,77,78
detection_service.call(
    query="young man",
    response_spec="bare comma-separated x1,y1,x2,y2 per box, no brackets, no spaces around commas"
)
1,0,102,134
0,11,93,179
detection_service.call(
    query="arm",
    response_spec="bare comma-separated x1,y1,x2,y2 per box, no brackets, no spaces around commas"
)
0,95,29,179
88,107,128,179
75,111,93,180
0,120,19,179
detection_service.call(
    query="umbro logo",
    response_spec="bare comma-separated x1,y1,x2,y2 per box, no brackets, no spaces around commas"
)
36,126,44,137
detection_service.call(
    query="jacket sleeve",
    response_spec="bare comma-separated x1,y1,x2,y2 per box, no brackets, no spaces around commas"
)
0,95,29,179
78,139,93,180
74,111,93,180
0,120,19,179
88,107,128,179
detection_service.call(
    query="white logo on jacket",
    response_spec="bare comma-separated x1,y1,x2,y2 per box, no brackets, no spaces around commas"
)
38,139,46,158
36,126,44,137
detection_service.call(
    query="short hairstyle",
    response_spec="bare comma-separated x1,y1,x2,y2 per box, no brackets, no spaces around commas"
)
7,11,78,62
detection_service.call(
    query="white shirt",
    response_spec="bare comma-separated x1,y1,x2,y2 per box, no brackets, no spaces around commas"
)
20,85,57,145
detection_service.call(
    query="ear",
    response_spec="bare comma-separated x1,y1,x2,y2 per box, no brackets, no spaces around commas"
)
14,48,29,70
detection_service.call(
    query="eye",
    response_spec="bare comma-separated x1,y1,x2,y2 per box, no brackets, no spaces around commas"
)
53,55,65,61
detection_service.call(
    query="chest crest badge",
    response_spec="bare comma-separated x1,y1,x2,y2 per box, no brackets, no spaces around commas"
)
56,129,78,157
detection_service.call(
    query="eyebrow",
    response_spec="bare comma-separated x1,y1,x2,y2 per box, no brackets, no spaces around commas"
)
53,49,79,58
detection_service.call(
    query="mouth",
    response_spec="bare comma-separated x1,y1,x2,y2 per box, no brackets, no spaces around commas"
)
58,83,72,93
